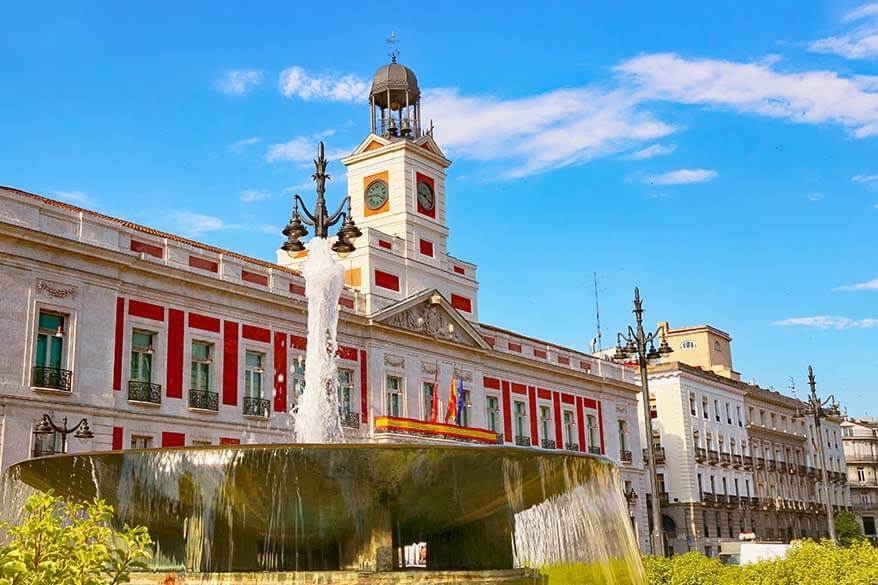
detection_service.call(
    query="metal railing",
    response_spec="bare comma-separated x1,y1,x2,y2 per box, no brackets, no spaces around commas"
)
515,435,531,447
31,366,72,392
496,433,506,445
620,449,632,463
695,447,707,461
189,388,219,411
766,460,777,471
720,452,731,465
128,380,161,404
732,454,743,467
708,449,719,464
755,457,765,469
541,439,556,450
852,502,878,512
588,445,601,455
701,492,715,504
243,397,270,418
340,411,360,429
743,455,753,469
565,442,579,451
644,446,666,463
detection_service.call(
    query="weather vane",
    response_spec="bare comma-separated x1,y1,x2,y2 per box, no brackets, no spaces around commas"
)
387,31,399,63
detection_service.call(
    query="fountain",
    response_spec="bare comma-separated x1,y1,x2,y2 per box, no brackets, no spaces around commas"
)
3,144,645,584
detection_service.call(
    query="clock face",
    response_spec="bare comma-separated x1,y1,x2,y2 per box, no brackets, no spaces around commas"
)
417,179,435,211
365,180,389,210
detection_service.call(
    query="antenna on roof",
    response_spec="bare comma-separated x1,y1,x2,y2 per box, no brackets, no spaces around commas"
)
788,376,797,399
587,272,602,353
387,31,399,63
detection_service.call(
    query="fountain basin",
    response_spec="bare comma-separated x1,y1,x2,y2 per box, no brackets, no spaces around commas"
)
6,444,643,583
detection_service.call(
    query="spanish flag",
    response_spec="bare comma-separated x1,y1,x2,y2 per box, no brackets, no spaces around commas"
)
445,377,458,424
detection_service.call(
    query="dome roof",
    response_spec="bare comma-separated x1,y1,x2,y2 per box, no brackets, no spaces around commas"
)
370,62,420,104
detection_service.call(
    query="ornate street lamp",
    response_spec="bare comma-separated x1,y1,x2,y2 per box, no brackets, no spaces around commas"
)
612,287,672,556
794,365,840,544
33,414,93,455
282,142,362,254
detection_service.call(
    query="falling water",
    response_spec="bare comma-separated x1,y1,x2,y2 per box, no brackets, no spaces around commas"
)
294,237,345,443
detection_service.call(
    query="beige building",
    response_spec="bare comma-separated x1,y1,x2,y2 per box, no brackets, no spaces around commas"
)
842,418,878,544
638,322,850,556
0,57,652,552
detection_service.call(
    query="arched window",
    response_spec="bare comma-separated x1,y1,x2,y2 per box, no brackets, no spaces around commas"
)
714,340,722,352
681,340,696,350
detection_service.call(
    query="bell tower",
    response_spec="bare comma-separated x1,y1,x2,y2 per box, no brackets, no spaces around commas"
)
279,50,479,321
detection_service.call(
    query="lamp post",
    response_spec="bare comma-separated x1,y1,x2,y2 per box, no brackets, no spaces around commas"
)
33,414,94,454
795,365,839,544
281,141,362,254
612,287,672,556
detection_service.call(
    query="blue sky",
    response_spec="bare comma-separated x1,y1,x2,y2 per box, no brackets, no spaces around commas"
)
2,2,878,415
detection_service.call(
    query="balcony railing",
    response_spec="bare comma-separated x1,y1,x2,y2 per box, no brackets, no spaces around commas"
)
729,495,739,506
243,397,270,418
766,460,777,471
695,447,706,462
749,497,760,509
588,445,601,455
541,439,556,450
707,449,720,464
720,452,731,466
620,449,633,463
340,411,360,429
852,502,878,512
732,454,743,467
515,435,531,447
565,442,579,451
701,492,715,504
128,380,161,404
31,366,72,392
644,446,666,464
743,455,753,469
189,388,219,412
755,457,765,469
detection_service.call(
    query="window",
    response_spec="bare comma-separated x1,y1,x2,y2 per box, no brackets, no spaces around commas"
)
703,511,710,538
540,406,551,443
292,356,305,401
244,351,264,398
714,340,721,352
130,435,152,449
130,331,154,382
843,426,853,437
618,420,629,453
338,368,354,415
681,339,696,349
486,396,500,432
34,310,66,370
725,403,732,425
587,415,598,450
702,397,709,419
734,478,740,497
714,400,720,422
422,382,435,421
564,411,575,447
460,390,471,427
698,473,703,495
386,375,402,417
690,394,697,416
190,341,212,391
515,401,527,438
858,467,866,482
722,477,728,496
736,406,743,427
863,517,876,537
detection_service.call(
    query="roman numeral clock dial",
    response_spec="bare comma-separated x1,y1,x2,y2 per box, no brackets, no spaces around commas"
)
365,179,389,210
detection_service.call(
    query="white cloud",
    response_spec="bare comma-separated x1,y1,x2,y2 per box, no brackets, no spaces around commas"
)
627,143,677,160
216,69,263,96
774,315,878,329
172,212,241,236
845,3,878,22
424,87,676,177
807,28,878,60
240,189,272,203
265,135,350,164
648,168,717,185
53,190,94,206
278,66,369,102
808,192,824,202
833,276,878,291
229,137,259,152
615,53,878,138
853,173,878,183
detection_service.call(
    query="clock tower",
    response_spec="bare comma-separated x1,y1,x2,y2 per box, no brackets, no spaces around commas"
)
279,56,479,321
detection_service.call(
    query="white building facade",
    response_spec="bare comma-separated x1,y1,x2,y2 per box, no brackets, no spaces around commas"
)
0,58,650,552
842,418,878,544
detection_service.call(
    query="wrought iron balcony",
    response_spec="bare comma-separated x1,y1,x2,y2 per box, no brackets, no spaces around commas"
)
189,388,219,412
786,463,797,474
749,497,760,509
732,454,743,467
588,445,601,455
31,366,72,392
515,435,531,447
541,439,556,450
643,446,666,463
620,449,633,463
340,410,360,429
128,380,161,404
743,455,753,469
243,397,270,418
707,449,720,464
695,447,707,462
720,452,731,465
565,442,579,451
766,460,777,471
701,492,715,504
729,495,739,506
755,457,765,469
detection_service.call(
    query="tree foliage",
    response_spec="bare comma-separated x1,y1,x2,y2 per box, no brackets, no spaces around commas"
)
0,491,152,585
643,540,878,585
834,512,865,548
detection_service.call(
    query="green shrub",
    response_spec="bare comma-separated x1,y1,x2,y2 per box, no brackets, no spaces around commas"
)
0,491,152,584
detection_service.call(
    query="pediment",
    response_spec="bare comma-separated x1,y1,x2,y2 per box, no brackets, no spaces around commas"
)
350,134,391,156
371,289,489,350
414,134,446,159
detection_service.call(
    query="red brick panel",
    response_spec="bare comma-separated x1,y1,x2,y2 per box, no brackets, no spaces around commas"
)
337,345,358,361
552,391,563,448
501,381,512,442
166,309,184,399
112,298,125,391
359,350,369,424
290,335,307,350
453,265,466,275
274,331,287,413
419,239,434,257
597,401,605,454
223,321,239,406
576,396,586,453
220,437,240,445
483,376,500,390
242,324,270,343
130,239,163,259
189,255,219,273
537,388,552,400
450,294,472,313
128,299,164,321
533,349,547,359
508,342,522,353
528,386,538,446
162,432,185,447
242,270,268,286
375,270,400,292
378,239,392,250
289,283,306,296
339,297,354,309
112,426,123,450
557,356,570,366
189,312,221,333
